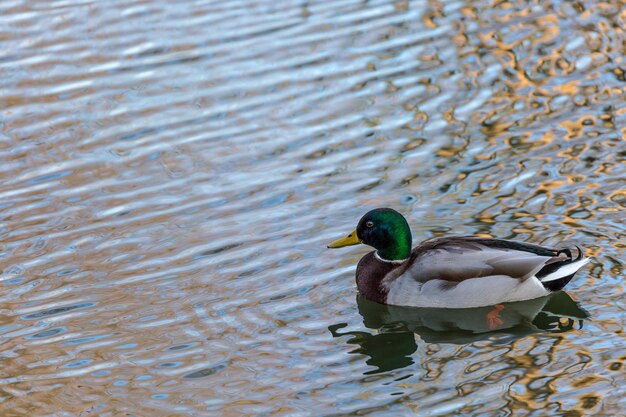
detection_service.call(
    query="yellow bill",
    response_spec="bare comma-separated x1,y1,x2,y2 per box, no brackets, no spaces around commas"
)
327,229,361,248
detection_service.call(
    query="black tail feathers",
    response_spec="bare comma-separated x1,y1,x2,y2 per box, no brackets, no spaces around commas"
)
537,246,586,292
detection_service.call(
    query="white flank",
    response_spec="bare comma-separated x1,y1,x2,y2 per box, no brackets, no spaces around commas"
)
385,275,550,309
540,258,591,283
385,257,591,308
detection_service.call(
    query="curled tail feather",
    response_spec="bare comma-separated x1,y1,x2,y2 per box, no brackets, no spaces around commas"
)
538,247,589,291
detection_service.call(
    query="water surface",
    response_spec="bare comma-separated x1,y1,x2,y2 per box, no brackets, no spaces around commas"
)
1,0,625,415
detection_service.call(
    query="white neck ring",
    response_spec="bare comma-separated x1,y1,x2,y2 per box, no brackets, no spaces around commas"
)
375,251,409,264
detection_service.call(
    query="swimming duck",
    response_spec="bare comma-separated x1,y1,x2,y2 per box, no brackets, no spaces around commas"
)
327,208,590,308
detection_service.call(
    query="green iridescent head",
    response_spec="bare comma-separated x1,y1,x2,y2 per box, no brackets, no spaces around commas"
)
328,208,412,261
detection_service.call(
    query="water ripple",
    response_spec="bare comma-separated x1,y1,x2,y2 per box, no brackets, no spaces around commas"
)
0,0,624,415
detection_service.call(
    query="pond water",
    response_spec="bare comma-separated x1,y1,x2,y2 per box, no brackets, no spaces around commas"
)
1,0,625,415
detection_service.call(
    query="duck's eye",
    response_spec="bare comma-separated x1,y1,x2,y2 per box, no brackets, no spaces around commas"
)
366,221,374,228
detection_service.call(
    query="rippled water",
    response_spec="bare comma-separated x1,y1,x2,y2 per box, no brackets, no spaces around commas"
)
1,0,625,415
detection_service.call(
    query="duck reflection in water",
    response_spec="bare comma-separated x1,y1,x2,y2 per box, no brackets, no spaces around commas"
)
329,291,588,374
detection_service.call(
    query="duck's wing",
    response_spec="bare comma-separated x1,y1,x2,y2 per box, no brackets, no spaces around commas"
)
405,237,570,284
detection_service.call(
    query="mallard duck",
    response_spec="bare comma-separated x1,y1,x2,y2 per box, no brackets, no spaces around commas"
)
328,208,590,308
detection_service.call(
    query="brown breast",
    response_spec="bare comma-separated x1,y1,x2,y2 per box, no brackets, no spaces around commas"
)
355,251,406,304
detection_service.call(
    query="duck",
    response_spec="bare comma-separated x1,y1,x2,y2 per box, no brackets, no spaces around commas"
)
327,208,590,309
